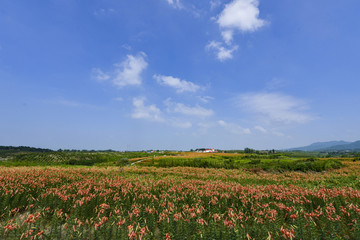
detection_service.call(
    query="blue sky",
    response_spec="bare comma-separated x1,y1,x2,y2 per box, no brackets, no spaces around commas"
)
1,0,359,150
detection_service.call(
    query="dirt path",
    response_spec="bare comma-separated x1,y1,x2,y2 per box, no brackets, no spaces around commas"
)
130,157,151,166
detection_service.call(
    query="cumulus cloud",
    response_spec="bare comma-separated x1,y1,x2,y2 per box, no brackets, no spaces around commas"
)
239,92,314,124
207,0,266,61
206,41,238,61
113,53,148,88
93,53,148,88
217,0,266,43
154,74,200,93
165,98,214,117
131,97,164,122
218,120,251,134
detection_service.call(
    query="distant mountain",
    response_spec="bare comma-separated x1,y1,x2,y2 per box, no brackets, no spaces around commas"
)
317,140,360,152
287,141,351,151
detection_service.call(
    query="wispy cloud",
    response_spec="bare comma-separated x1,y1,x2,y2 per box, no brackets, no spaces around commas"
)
254,125,286,137
154,74,200,93
254,125,268,133
165,98,214,117
218,120,251,134
94,52,148,88
239,92,314,124
206,41,238,61
197,96,214,104
94,8,116,16
131,97,164,122
210,0,221,10
166,0,183,9
163,0,205,18
92,68,110,82
217,0,266,43
131,98,194,128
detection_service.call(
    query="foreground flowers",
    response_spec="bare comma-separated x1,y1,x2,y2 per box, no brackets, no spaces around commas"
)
0,165,360,239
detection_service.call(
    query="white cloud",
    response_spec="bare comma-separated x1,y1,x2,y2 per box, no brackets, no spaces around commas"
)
210,0,221,10
207,0,266,61
197,96,214,104
92,68,110,82
254,125,286,137
221,30,234,45
206,41,238,61
218,120,251,134
254,125,267,133
93,52,148,88
165,99,214,117
217,0,266,43
130,98,194,128
154,74,200,93
121,44,132,51
164,0,202,17
239,92,314,124
166,0,182,9
131,97,164,122
113,53,148,88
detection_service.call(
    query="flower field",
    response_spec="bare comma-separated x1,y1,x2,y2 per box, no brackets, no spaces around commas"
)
1,162,360,239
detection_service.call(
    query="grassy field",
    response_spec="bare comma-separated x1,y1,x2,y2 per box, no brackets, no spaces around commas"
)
1,151,360,239
140,154,345,173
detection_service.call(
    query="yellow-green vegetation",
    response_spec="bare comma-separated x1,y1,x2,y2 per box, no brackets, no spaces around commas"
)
141,155,344,172
0,151,172,167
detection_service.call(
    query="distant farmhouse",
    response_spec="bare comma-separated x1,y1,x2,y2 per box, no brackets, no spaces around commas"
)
195,148,218,153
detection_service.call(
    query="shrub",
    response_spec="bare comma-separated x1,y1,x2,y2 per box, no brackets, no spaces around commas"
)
116,158,130,166
248,159,261,165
